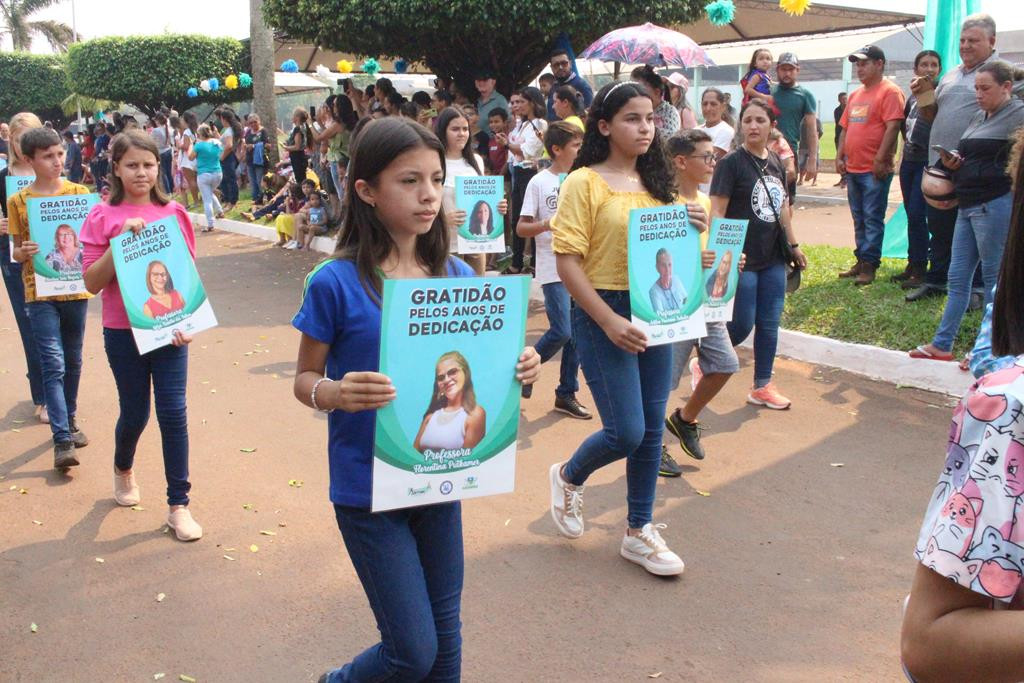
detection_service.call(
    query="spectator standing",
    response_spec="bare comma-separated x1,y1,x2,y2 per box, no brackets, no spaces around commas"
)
474,69,509,135
551,86,585,132
151,113,174,194
771,52,818,196
63,131,83,183
506,87,548,273
665,72,699,129
243,114,270,204
632,65,681,137
216,108,243,211
545,49,594,120
92,122,111,191
283,107,313,185
835,45,905,286
833,92,847,188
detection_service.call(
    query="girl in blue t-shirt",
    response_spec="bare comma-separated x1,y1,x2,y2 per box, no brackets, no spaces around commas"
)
291,117,539,683
741,48,775,108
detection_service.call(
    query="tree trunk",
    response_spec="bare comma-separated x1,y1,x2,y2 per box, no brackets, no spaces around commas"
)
250,0,280,166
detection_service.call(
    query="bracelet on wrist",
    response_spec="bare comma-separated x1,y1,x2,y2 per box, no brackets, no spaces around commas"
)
311,376,333,412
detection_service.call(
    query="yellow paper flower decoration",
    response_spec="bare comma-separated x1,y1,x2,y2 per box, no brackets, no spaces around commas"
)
225,74,239,90
779,0,811,16
337,60,353,73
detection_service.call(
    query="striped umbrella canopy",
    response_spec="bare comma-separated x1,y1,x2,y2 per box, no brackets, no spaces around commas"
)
579,22,715,68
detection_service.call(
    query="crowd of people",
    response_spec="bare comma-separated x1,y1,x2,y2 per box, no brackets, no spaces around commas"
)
4,10,1024,681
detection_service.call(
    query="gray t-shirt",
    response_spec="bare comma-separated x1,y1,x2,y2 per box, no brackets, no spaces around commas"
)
928,51,1024,165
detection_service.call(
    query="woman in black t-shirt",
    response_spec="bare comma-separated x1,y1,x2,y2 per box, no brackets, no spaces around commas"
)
710,99,806,410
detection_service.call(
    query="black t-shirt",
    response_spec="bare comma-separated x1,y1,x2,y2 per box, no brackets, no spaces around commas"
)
709,148,787,271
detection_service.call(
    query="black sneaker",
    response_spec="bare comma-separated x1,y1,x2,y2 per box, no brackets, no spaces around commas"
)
521,382,534,399
554,395,592,420
665,410,706,461
968,291,984,312
53,441,79,469
658,445,682,477
69,417,89,448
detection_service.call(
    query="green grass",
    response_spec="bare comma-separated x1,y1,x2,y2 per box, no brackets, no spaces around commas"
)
782,245,981,358
820,122,836,161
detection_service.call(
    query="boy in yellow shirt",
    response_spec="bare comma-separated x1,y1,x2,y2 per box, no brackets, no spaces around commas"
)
660,130,741,475
9,127,93,469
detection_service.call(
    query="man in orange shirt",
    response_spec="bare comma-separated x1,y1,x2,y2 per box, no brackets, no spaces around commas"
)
835,45,905,285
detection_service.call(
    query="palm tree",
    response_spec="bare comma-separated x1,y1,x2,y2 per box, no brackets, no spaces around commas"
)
0,0,75,52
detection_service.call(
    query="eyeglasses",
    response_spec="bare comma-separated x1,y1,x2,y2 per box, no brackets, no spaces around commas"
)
687,153,718,164
435,367,461,383
151,271,168,278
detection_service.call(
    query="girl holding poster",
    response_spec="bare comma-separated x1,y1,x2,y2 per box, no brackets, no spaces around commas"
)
710,99,806,410
0,112,46,423
291,117,539,682
549,81,701,576
81,129,203,542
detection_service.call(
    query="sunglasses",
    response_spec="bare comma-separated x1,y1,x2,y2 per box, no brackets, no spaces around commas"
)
435,367,461,383
551,60,570,68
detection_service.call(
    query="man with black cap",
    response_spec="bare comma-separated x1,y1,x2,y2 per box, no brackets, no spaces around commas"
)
835,45,905,286
475,68,508,135
772,52,818,198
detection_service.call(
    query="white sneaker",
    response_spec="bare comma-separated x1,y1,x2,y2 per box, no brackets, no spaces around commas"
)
113,469,141,506
167,505,203,541
549,462,584,538
620,523,685,576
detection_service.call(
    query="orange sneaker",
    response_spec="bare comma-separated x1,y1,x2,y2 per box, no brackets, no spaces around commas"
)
747,383,791,410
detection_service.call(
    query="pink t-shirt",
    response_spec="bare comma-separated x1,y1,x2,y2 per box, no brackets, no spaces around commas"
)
80,200,196,329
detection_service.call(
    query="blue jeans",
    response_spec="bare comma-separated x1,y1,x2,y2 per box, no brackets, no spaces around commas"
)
197,172,223,228
104,328,191,506
248,164,265,203
219,154,239,204
562,290,672,529
847,171,893,267
0,236,44,406
727,262,787,388
534,282,579,398
899,160,928,266
27,299,88,444
327,502,463,682
159,149,174,194
253,195,284,219
931,193,1012,353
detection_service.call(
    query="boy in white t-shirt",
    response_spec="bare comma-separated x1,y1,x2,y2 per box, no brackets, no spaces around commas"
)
660,129,742,477
515,121,591,420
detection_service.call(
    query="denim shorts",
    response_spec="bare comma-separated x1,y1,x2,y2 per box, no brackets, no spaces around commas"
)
670,321,740,391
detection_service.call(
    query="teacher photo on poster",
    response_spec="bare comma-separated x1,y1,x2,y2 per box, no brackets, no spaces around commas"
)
414,351,486,453
468,199,493,237
707,250,733,300
649,247,687,315
142,260,185,319
44,223,83,272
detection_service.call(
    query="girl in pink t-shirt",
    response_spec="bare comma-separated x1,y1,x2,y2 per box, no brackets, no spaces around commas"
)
81,129,203,542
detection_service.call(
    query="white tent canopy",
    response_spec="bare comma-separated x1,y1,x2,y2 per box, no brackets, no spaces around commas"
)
273,71,331,94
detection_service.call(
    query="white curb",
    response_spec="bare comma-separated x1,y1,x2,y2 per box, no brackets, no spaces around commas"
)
199,213,973,397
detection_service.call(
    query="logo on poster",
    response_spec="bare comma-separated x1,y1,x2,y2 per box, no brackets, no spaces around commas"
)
751,174,785,223
463,476,478,490
440,480,454,495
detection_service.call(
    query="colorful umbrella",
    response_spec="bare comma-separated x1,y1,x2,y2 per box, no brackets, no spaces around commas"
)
579,22,715,67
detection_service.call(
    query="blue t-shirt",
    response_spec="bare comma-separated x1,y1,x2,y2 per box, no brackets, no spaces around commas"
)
308,206,326,226
291,256,475,508
193,140,222,175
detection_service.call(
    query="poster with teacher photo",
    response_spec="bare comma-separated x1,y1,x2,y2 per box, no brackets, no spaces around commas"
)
27,192,99,297
704,218,748,323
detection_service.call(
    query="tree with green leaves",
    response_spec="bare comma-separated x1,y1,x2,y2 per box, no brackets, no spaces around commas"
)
0,51,69,122
0,0,74,52
262,0,705,96
66,35,251,117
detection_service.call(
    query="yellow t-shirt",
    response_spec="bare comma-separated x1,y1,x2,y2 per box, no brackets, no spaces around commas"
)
563,115,585,132
7,179,93,303
551,167,669,290
679,189,712,250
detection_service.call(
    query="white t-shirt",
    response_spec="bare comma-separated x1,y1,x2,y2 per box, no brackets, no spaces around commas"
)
520,168,562,285
509,118,548,165
698,121,735,192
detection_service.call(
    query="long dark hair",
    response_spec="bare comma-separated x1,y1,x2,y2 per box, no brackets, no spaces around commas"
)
553,85,584,117
108,129,170,206
216,107,243,142
468,199,493,236
516,86,546,120
435,106,482,175
333,118,451,303
992,129,1024,356
422,351,478,417
333,94,358,131
631,64,669,101
574,81,675,203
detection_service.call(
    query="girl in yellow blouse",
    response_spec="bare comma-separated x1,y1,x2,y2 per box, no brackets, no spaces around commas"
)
547,81,706,576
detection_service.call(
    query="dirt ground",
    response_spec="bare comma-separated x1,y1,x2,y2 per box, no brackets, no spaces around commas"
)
0,230,951,681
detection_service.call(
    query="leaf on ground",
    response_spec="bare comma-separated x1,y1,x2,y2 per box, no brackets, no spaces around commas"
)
278,522,287,527
12,419,24,424
95,557,105,563
162,526,170,534
288,479,303,488
239,448,256,453
156,593,166,602
30,622,38,633
259,530,277,536
179,676,197,683
695,490,711,497
648,673,662,679
131,505,145,511
8,485,16,490
223,554,236,561
830,463,845,467
153,674,165,681
32,520,42,525
209,389,217,394
19,488,28,494
11,428,20,433
242,503,254,510
249,544,259,552
504,519,511,526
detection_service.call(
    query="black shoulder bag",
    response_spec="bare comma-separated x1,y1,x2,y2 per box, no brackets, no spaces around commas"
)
741,148,803,293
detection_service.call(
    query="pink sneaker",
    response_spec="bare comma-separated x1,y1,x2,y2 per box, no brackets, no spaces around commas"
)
689,357,703,392
747,383,791,410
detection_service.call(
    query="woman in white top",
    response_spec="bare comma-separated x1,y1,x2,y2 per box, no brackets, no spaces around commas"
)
173,112,199,208
507,86,548,274
436,106,507,274
699,88,736,159
414,351,486,453
150,112,174,194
